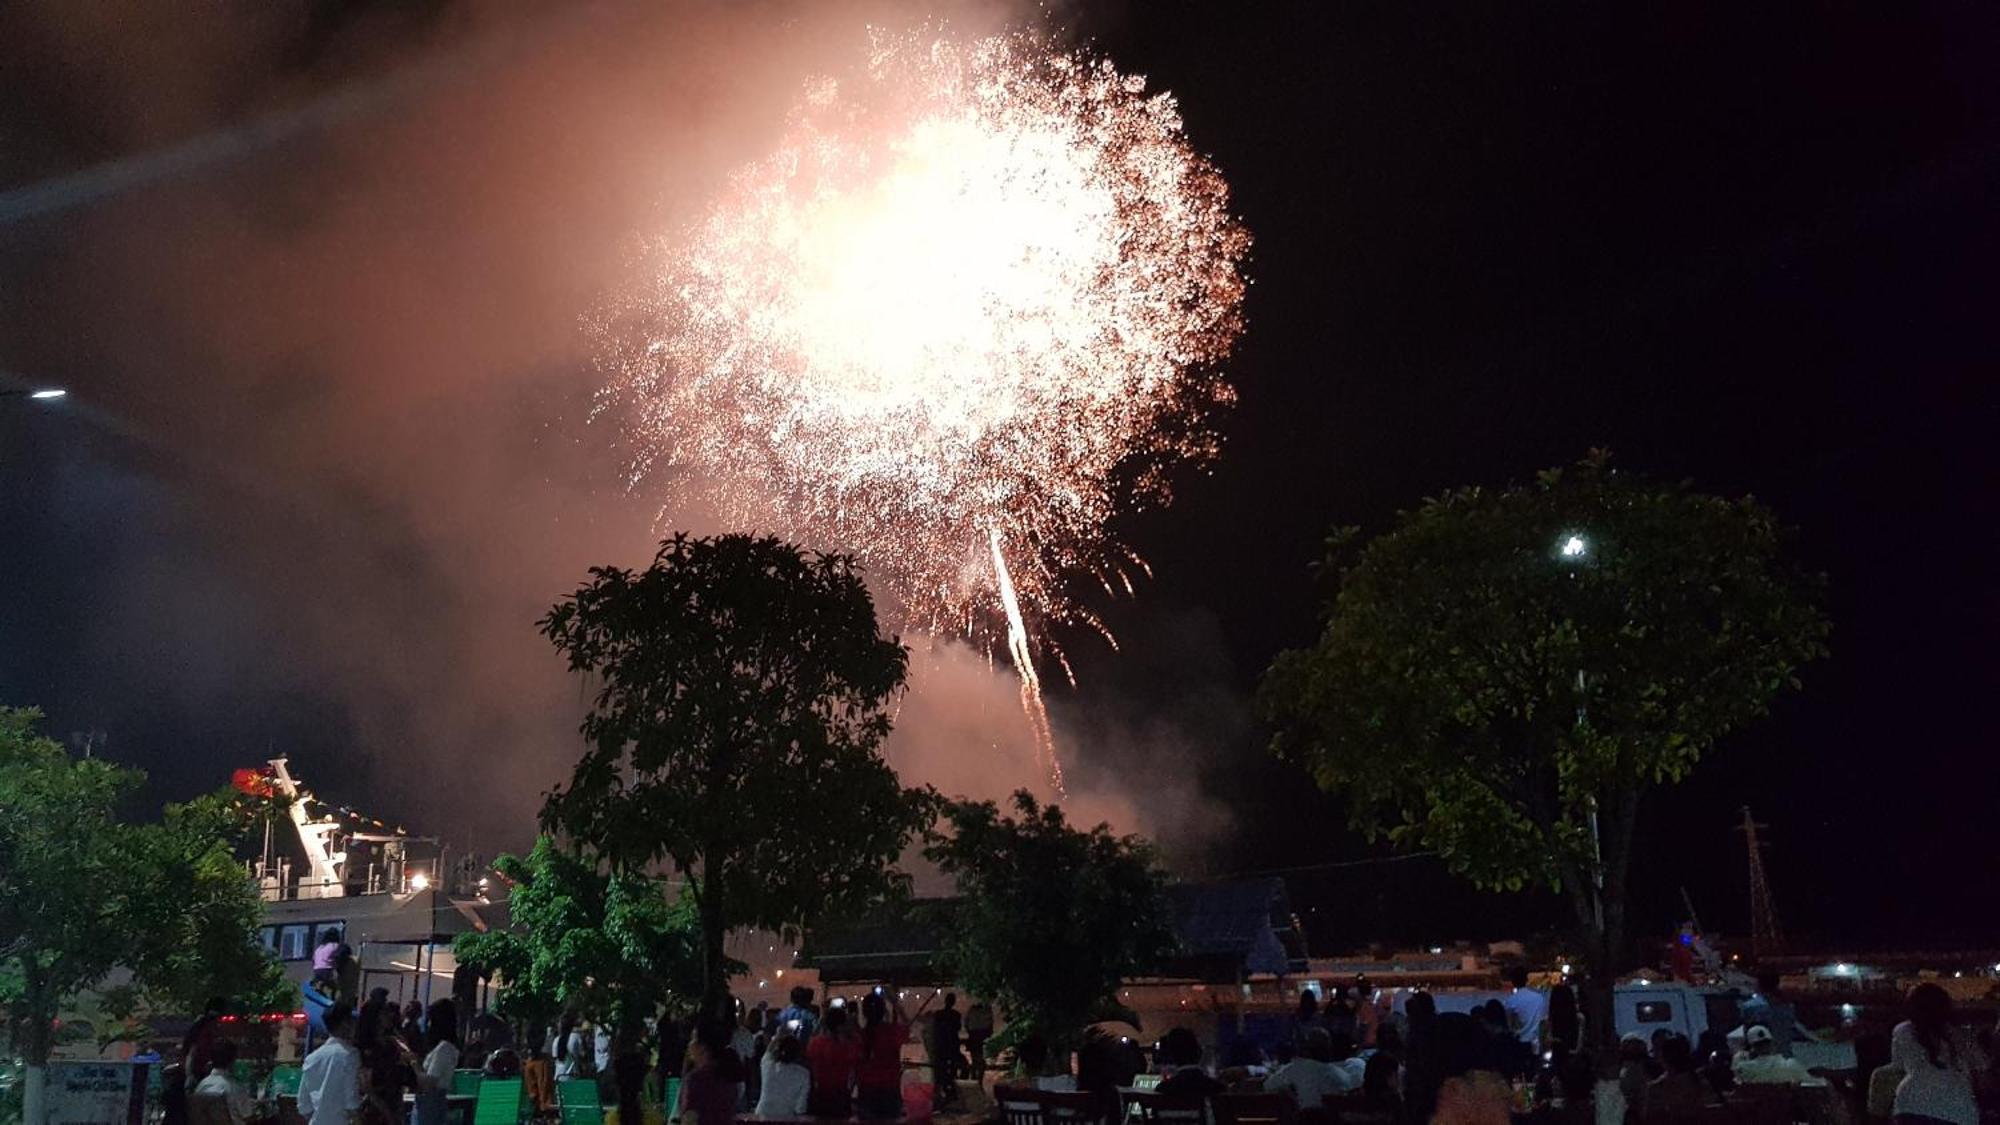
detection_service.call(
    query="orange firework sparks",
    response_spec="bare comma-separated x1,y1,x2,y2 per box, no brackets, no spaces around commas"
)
599,30,1249,792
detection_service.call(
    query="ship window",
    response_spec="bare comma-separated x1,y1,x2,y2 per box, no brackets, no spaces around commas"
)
1635,1001,1674,1023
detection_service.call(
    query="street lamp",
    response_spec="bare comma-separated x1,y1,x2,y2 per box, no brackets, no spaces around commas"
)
2,387,67,400
1559,533,1587,559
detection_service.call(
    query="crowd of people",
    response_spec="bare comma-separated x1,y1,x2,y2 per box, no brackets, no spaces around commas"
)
160,967,2000,1125
1082,974,1999,1125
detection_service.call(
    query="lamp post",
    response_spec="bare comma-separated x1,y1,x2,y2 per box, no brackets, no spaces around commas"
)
1557,532,1604,932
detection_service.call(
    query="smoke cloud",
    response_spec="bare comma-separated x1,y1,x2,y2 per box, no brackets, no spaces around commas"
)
0,0,1234,864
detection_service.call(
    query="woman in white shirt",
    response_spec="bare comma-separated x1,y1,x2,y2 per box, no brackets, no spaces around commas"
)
552,1014,588,1080
415,999,463,1125
1891,984,1988,1125
755,1033,812,1117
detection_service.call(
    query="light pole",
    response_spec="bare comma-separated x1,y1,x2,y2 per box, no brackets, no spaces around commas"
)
1557,532,1603,933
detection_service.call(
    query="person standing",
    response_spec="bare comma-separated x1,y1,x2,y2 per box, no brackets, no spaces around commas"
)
676,1020,747,1125
963,1000,994,1089
1891,984,1986,1125
413,999,462,1125
552,1014,587,1081
806,1005,858,1118
755,1035,812,1118
854,992,909,1119
191,1041,256,1125
1500,967,1548,1051
298,1007,364,1125
181,997,230,1093
357,997,418,1125
930,993,963,1107
312,931,345,991
778,988,820,1042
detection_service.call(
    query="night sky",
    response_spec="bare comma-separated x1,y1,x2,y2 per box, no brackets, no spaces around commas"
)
3,2,1995,951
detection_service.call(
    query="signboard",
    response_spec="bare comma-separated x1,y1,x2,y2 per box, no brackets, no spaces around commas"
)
46,1062,147,1125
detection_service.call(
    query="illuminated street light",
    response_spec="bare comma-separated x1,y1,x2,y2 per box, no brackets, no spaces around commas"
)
1,387,67,400
1560,534,1587,558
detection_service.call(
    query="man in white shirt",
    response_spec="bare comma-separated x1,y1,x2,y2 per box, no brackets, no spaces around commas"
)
1500,967,1547,1048
191,1041,256,1125
1266,1029,1362,1109
1733,1025,1811,1085
298,1007,363,1125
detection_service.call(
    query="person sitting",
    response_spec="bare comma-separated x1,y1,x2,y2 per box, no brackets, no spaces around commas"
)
1889,984,1986,1125
482,1047,522,1079
190,1040,255,1125
1740,975,1798,1058
1077,1030,1140,1124
1156,1028,1226,1100
1014,1032,1076,1092
1267,1028,1362,1110
1359,1049,1403,1122
1218,1040,1269,1086
1650,1034,1711,1114
756,1033,812,1117
1733,1025,1810,1085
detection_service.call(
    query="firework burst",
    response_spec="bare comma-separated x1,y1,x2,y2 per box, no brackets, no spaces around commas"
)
599,30,1249,792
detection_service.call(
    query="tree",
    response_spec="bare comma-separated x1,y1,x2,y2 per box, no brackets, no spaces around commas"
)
1260,455,1829,1052
539,534,936,1016
121,794,292,1017
453,836,708,1045
0,707,282,1125
924,792,1177,1069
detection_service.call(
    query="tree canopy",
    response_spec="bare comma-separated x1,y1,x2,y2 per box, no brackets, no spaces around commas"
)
925,791,1175,1066
0,706,282,1124
539,533,936,1014
1260,455,1828,1042
454,836,707,1040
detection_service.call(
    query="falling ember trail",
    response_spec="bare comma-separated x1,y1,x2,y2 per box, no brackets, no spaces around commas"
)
990,528,1065,797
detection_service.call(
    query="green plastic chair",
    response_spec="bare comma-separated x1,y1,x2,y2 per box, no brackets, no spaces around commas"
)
558,1078,604,1125
268,1065,304,1098
453,1070,485,1097
473,1077,523,1125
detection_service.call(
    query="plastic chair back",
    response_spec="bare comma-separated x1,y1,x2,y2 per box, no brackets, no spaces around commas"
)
1128,1089,1208,1125
269,1065,304,1098
454,1070,485,1097
474,1077,524,1125
558,1077,605,1125
996,1085,1048,1125
1042,1089,1115,1125
1215,1092,1296,1125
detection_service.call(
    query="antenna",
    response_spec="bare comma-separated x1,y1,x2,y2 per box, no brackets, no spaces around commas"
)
1736,807,1784,959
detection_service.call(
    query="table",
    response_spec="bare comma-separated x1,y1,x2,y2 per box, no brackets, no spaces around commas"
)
402,1091,480,1125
